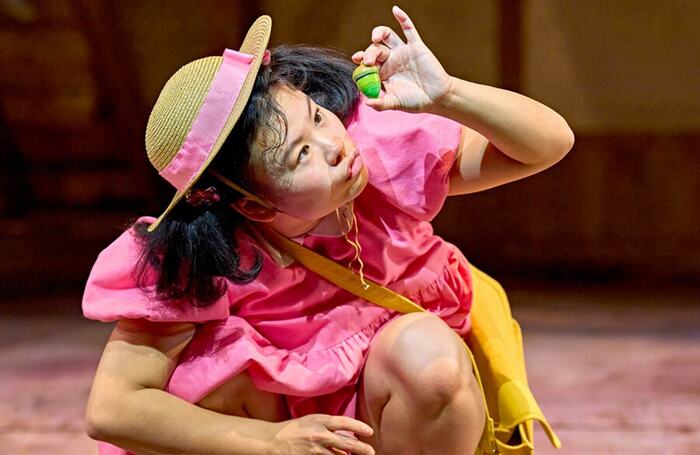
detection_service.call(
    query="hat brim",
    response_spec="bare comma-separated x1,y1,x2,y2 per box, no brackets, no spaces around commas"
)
147,15,272,233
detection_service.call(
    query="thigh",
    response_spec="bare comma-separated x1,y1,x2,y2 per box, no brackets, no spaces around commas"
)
196,369,290,422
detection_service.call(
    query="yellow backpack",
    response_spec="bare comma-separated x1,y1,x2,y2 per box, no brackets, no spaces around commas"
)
264,227,561,454
468,266,560,454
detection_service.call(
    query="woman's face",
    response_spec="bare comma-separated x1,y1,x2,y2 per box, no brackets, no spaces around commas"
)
249,85,368,220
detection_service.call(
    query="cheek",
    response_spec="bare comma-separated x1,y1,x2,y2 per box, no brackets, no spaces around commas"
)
301,169,332,189
279,170,337,215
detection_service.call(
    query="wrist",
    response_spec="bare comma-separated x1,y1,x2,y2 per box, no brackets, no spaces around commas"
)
426,75,459,116
225,417,280,455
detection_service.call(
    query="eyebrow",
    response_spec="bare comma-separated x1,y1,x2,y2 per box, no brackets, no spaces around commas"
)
281,96,313,165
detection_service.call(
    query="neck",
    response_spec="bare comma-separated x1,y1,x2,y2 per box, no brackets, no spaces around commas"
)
261,202,354,239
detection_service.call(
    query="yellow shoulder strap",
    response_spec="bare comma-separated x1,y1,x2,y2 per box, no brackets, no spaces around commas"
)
261,226,497,453
262,225,424,313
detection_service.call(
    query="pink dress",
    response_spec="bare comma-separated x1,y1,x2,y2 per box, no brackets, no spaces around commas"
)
82,100,473,454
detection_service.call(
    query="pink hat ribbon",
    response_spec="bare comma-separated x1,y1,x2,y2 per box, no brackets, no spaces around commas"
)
159,49,255,191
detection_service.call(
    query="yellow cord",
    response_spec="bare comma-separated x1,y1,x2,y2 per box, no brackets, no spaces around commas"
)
335,204,370,290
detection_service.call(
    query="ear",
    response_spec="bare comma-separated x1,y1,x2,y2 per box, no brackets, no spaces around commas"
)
230,197,278,222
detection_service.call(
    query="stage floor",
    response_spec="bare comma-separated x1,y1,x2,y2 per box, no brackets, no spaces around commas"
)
1,284,698,454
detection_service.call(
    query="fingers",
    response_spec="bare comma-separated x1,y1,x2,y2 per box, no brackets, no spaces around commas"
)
366,43,390,66
322,416,375,455
351,50,364,64
365,92,397,112
325,415,374,438
392,5,422,43
329,433,375,455
351,43,390,67
371,25,404,48
352,6,420,70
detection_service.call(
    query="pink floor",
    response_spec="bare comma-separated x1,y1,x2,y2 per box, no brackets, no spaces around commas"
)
1,284,698,454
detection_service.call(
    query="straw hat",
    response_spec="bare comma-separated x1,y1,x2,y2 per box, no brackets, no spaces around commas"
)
144,15,272,232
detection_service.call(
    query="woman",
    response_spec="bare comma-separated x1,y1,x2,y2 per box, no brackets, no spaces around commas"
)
83,7,573,455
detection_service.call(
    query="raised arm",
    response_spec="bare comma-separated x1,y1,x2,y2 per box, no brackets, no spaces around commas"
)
351,6,574,195
437,78,574,195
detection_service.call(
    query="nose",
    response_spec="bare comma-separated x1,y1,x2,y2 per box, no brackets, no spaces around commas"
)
322,136,345,166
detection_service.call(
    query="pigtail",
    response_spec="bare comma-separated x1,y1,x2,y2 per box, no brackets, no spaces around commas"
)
133,176,262,308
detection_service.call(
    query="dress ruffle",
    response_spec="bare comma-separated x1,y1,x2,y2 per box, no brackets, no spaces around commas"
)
166,308,398,406
404,245,473,338
166,244,472,412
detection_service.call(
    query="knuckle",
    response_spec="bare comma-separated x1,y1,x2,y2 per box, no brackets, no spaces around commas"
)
308,431,324,443
308,414,326,426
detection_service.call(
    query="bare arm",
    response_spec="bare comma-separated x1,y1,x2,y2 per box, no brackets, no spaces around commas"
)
85,318,274,455
85,318,375,455
349,7,575,196
433,78,575,196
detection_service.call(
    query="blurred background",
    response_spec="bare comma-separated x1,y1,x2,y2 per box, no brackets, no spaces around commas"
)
0,0,698,453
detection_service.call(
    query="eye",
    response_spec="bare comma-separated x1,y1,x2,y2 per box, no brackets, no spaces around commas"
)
297,145,309,164
314,109,322,124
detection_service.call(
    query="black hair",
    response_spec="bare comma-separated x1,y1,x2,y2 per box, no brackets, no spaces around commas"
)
132,44,361,307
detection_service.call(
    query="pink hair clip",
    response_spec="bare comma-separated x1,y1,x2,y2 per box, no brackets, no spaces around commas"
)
262,49,271,66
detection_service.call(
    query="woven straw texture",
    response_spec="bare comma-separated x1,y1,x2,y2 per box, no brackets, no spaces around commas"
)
144,15,271,232
145,57,223,172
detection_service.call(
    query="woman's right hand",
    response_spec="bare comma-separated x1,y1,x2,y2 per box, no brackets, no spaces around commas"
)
265,414,375,455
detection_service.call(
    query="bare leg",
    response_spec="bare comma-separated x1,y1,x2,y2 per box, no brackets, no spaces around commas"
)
357,313,485,455
197,369,290,422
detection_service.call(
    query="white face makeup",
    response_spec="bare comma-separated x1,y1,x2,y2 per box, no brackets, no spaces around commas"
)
249,85,369,221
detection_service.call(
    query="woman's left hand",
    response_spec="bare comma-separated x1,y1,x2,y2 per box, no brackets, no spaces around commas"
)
351,5,452,113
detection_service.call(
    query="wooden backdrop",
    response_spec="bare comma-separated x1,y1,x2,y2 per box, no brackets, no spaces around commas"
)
0,0,698,294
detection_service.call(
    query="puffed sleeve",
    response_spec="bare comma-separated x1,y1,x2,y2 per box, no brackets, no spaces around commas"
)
81,216,231,323
346,98,462,221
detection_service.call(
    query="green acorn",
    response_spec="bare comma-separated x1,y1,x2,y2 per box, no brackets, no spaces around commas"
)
352,64,381,99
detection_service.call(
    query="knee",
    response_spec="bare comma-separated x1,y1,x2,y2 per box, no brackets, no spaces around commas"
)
378,313,473,412
411,356,469,412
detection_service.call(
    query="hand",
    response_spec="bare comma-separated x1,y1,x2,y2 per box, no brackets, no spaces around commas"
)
265,414,375,455
351,5,453,113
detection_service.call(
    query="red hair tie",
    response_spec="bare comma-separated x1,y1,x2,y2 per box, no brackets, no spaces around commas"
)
262,49,271,66
185,186,220,207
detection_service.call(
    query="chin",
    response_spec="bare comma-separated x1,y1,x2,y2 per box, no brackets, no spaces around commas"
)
353,165,370,195
333,166,369,209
